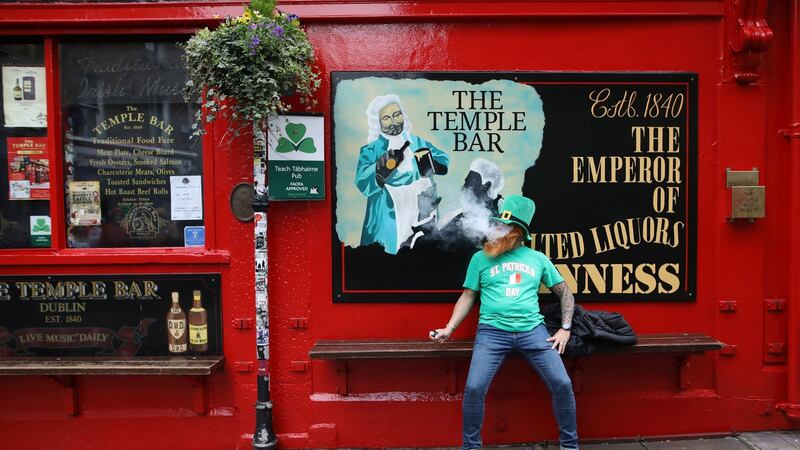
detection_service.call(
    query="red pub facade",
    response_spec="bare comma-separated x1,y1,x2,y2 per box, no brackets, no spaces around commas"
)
1,1,799,449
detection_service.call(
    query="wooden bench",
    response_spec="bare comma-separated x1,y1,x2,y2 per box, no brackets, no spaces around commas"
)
309,334,723,394
310,333,724,360
0,356,225,376
0,356,225,415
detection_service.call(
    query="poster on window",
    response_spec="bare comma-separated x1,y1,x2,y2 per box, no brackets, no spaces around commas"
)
7,137,50,200
332,72,697,303
29,215,51,247
68,180,102,226
170,175,203,220
2,66,46,128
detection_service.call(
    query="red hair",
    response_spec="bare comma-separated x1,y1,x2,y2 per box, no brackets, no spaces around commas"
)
483,224,525,258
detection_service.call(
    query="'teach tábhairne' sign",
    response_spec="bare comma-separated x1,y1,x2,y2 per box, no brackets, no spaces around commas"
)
267,114,325,200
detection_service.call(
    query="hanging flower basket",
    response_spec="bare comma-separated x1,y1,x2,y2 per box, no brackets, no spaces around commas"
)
181,0,320,135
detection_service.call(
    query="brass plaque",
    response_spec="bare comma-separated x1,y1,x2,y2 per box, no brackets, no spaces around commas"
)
230,182,255,222
731,186,765,219
726,169,759,188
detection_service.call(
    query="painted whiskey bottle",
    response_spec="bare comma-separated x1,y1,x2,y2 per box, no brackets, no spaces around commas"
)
375,141,409,186
166,292,187,353
189,290,208,352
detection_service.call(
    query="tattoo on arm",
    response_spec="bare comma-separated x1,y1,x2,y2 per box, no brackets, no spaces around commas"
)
550,281,575,325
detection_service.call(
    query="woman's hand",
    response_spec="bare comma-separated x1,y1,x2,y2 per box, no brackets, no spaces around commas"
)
429,327,453,343
546,329,571,354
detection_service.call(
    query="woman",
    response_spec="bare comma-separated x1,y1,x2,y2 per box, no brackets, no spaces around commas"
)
430,195,578,450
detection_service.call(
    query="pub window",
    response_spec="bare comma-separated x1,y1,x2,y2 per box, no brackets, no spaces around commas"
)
61,38,203,248
0,41,49,249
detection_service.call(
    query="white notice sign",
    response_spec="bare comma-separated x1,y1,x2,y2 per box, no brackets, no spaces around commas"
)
2,66,47,128
170,175,203,221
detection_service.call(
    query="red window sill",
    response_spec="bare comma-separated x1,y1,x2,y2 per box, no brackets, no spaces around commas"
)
0,248,230,266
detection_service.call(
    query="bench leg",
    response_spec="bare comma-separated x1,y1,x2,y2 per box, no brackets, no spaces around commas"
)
445,361,458,394
336,362,349,396
50,375,79,416
192,375,209,415
564,359,583,394
679,355,692,390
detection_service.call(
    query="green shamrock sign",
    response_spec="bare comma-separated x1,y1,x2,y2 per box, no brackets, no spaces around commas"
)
30,216,51,247
267,115,325,200
275,122,317,154
33,218,50,233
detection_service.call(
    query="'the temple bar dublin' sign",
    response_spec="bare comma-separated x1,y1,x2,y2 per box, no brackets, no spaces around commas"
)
0,274,221,356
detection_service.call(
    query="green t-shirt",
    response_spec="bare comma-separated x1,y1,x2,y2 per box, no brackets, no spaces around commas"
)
463,246,565,332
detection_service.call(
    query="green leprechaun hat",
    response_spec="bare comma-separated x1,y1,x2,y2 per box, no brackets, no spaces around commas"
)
494,195,536,240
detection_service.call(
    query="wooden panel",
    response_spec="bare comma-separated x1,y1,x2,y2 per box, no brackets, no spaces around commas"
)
0,356,225,376
309,334,724,360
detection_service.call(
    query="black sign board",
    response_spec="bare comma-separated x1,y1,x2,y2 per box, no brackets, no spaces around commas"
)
331,72,697,302
60,39,203,248
0,274,221,356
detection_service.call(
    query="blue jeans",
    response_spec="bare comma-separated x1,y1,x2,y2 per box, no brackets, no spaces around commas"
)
462,323,578,450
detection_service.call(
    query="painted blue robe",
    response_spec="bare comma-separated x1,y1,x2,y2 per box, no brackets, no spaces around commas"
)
355,134,449,254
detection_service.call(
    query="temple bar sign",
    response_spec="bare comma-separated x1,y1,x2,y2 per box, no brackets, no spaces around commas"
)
331,72,697,303
0,274,222,357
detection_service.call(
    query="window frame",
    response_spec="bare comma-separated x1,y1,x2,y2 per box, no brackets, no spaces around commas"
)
0,34,225,265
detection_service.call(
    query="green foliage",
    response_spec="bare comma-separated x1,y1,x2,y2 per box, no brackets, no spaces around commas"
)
249,0,275,16
181,4,320,135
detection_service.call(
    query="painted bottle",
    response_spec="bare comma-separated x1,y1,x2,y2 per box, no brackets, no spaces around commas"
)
166,292,187,354
189,290,208,352
375,141,410,185
13,78,22,101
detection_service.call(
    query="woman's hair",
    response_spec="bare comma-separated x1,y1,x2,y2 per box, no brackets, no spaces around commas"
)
483,224,525,258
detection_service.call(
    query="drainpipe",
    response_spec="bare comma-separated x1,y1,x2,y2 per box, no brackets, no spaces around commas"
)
253,125,277,448
777,0,800,419
253,361,277,448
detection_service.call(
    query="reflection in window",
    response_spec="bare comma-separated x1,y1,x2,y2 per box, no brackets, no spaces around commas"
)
61,39,203,248
0,41,50,249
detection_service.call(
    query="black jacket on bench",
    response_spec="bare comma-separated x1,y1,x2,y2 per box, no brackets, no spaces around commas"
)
541,303,637,358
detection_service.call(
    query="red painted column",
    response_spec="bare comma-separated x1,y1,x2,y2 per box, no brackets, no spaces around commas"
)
781,0,800,417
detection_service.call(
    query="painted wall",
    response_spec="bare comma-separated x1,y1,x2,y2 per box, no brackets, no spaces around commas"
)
0,1,796,449
267,1,797,448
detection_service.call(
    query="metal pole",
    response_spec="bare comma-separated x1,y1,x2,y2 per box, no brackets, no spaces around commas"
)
253,363,277,448
253,125,277,449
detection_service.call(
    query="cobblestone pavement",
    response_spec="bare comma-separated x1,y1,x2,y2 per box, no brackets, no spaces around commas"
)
337,431,800,450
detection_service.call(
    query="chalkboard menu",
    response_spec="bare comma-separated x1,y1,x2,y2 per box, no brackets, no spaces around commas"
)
60,39,203,248
0,274,221,357
331,72,697,302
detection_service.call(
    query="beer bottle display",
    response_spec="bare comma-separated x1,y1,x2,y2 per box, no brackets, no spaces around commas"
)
188,290,209,352
166,292,187,354
13,78,22,101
